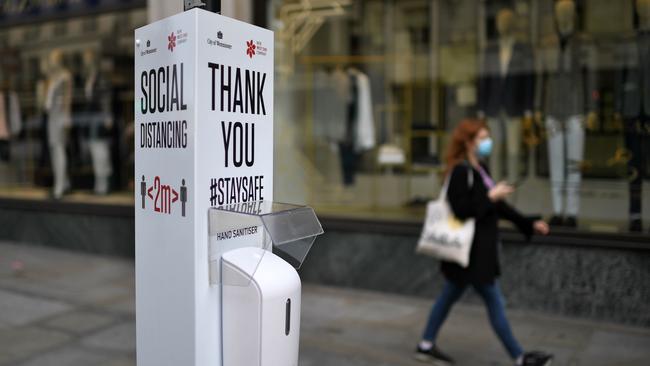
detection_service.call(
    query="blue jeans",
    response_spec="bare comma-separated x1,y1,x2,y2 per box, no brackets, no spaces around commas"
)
422,280,524,360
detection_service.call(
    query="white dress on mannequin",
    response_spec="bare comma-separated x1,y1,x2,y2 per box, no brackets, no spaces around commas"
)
45,70,73,198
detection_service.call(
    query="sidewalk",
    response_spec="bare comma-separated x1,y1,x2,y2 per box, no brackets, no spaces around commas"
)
0,241,648,366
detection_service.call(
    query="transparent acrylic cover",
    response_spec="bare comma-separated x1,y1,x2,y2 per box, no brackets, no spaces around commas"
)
208,201,323,286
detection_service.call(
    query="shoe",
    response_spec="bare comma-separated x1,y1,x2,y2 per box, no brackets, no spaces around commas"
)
414,344,454,365
548,216,563,227
519,351,554,366
629,219,642,233
564,216,577,228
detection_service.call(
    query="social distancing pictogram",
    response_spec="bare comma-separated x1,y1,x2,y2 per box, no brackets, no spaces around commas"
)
140,175,188,217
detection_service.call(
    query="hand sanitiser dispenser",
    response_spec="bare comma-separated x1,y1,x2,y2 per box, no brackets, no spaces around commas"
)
209,202,323,366
222,247,301,366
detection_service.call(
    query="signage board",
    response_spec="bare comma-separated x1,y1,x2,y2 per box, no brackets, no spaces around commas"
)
134,8,273,366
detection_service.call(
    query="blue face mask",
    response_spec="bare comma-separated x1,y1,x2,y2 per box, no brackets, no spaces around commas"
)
477,138,493,158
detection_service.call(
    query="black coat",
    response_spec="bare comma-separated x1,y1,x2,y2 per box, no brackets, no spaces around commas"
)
478,42,535,118
614,32,650,119
441,163,533,285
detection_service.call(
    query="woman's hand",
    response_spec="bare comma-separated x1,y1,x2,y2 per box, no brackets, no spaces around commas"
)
488,182,514,202
533,220,550,235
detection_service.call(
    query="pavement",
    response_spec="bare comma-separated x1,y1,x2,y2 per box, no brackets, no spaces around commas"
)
0,241,649,366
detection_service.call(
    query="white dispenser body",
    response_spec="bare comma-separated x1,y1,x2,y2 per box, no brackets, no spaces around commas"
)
222,247,301,366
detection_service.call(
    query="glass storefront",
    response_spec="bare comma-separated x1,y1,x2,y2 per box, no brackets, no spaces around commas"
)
271,0,649,233
0,1,147,204
0,0,648,234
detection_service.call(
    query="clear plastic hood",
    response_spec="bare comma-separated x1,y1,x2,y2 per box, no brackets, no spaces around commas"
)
208,201,323,286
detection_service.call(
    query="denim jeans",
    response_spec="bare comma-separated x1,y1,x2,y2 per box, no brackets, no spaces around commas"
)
545,115,585,217
422,280,524,359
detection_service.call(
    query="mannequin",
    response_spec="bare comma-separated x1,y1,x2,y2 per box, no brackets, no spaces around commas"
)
615,0,650,232
82,49,113,195
478,8,534,183
45,49,73,199
536,0,598,228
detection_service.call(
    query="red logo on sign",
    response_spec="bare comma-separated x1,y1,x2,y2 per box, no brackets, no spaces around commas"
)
168,32,176,52
246,40,256,58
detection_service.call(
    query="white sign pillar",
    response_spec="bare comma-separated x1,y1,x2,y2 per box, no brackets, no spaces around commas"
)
134,8,274,366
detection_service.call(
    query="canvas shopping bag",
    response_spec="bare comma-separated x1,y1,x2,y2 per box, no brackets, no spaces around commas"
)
416,166,475,267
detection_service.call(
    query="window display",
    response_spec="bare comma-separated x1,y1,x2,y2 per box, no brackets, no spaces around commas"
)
0,0,648,235
0,5,145,204
269,0,649,234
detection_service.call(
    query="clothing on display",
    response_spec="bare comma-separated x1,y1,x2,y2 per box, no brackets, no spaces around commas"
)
83,69,113,194
45,71,73,145
313,67,375,186
49,143,68,196
350,68,375,152
623,117,649,225
339,142,359,186
536,35,598,121
479,41,534,182
339,70,360,186
89,139,112,194
546,115,585,218
615,31,650,119
478,41,534,118
84,70,113,139
312,68,349,142
45,69,73,199
615,31,650,228
0,91,24,163
487,114,522,183
537,34,597,220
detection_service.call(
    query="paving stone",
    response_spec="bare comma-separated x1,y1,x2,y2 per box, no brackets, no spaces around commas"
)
0,327,70,366
0,290,70,329
44,311,116,334
96,357,136,366
17,346,111,366
82,322,135,352
1,242,650,366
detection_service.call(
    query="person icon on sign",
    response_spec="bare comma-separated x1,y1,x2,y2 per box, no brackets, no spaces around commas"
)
181,179,187,217
141,176,147,209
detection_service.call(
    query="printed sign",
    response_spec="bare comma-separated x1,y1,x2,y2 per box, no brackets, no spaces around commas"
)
134,9,273,366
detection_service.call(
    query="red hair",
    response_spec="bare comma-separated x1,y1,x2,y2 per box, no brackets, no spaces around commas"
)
444,119,488,176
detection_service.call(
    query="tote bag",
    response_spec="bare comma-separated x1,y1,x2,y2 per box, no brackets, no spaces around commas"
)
416,165,475,267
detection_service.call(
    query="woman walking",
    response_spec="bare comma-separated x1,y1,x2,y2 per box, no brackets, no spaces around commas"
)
415,119,553,366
